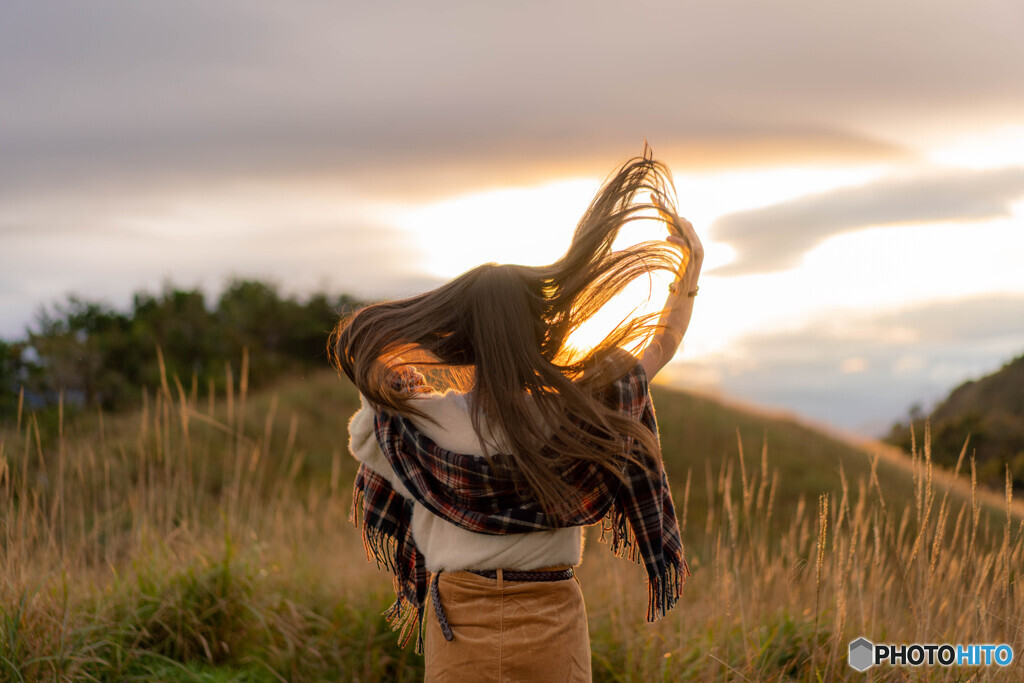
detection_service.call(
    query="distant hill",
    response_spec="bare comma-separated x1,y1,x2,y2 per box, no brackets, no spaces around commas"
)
180,366,1021,533
885,351,1024,491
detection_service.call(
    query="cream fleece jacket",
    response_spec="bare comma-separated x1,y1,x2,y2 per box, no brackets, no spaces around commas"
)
347,389,585,572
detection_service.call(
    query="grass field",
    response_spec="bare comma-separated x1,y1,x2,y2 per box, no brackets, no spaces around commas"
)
2,357,1022,681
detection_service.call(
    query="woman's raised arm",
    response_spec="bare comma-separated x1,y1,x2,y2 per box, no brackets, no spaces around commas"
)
638,200,704,381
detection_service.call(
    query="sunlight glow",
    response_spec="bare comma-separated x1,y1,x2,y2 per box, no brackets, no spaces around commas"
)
925,125,1024,169
393,179,685,359
562,272,665,363
796,213,1024,306
393,179,601,278
384,162,903,363
376,155,1024,391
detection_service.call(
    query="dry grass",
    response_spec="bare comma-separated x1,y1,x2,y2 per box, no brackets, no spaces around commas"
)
582,425,1024,681
2,358,1022,681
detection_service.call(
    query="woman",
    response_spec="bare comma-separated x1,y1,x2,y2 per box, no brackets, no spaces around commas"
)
330,148,703,682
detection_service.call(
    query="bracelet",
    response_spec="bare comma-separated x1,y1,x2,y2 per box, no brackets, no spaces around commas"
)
668,281,699,297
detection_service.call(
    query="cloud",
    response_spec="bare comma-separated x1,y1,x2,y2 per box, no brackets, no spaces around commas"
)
0,209,444,338
708,167,1024,276
5,0,1024,197
696,295,1024,435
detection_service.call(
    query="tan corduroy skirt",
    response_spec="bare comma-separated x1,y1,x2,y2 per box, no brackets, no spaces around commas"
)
423,565,592,682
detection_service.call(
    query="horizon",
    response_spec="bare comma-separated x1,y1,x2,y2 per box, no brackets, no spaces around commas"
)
2,1,1023,438
3,271,1020,442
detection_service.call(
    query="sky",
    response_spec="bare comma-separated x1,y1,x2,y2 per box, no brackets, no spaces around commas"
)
2,1,1023,437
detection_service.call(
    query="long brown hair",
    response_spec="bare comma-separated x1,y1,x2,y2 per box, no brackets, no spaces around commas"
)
329,148,687,521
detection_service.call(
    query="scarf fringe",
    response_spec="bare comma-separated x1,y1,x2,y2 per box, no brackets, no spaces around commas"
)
598,499,692,622
350,487,374,564
353,483,427,653
645,554,692,622
364,524,402,574
597,500,643,565
350,484,397,573
382,594,425,653
353,493,402,574
349,486,363,526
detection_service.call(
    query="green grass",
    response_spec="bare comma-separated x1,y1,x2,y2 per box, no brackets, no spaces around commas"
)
2,364,1022,681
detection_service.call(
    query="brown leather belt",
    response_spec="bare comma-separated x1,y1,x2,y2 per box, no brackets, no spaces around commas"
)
467,567,575,582
430,567,576,642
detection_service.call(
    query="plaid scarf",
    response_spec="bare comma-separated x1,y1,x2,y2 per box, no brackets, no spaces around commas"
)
349,360,690,653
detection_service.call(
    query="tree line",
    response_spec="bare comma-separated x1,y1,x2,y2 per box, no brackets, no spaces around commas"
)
0,279,362,423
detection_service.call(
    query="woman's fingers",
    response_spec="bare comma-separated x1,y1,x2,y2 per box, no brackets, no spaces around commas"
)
651,193,703,261
667,227,704,264
672,216,702,253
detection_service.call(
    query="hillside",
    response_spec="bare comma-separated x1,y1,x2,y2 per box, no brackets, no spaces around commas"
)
4,364,1022,681
128,365,1023,528
13,364,1018,534
81,366,1024,526
647,380,1023,533
885,351,1024,491
109,366,1024,530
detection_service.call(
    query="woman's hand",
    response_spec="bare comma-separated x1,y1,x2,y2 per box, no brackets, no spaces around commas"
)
652,194,703,293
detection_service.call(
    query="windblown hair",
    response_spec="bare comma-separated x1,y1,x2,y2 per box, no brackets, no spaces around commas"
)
329,149,688,521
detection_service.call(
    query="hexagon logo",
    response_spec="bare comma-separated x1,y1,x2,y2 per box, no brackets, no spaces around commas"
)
849,637,874,671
